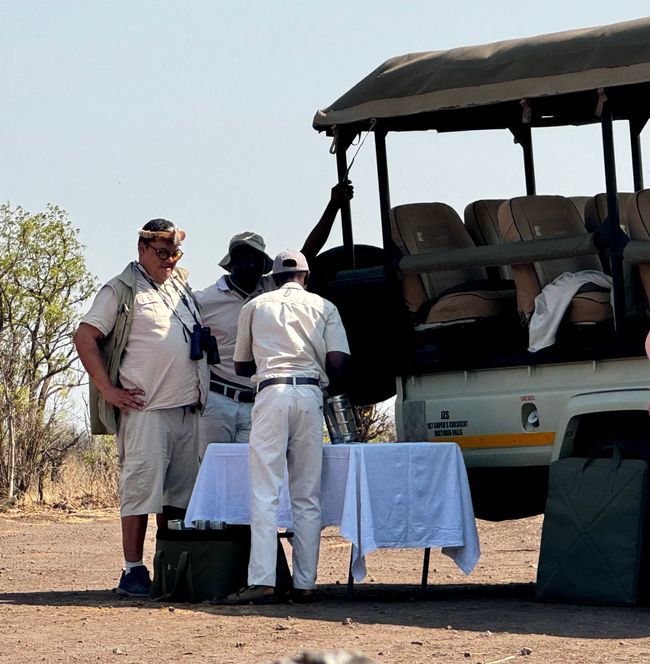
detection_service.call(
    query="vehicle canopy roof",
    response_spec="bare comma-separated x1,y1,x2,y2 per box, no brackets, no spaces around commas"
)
313,18,650,135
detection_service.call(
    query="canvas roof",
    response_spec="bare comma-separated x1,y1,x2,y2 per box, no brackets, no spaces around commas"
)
313,18,650,134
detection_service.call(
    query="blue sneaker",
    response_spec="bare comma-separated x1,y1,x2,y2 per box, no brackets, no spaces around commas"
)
114,565,152,597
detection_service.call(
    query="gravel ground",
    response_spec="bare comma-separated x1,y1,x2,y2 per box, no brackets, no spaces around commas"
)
1,509,650,663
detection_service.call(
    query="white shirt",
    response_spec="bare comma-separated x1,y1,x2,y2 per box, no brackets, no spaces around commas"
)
194,274,274,387
82,266,206,410
233,282,350,388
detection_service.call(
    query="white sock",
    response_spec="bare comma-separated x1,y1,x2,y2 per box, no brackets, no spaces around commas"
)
125,559,144,573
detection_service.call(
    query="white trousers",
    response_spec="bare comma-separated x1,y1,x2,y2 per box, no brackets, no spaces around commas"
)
199,390,252,457
247,384,323,589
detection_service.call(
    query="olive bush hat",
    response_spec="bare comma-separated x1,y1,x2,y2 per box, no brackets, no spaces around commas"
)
218,232,273,273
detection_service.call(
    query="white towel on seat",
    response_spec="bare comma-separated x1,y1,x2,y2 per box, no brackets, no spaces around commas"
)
528,270,613,353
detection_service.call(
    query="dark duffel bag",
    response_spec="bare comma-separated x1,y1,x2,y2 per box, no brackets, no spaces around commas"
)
150,525,292,603
536,447,649,605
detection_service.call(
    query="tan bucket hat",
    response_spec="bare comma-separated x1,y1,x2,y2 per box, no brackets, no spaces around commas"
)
218,231,273,273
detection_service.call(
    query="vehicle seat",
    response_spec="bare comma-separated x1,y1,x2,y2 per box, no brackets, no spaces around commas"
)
626,190,650,307
584,192,634,235
498,195,612,325
568,196,590,223
584,192,634,274
463,199,511,280
391,202,514,329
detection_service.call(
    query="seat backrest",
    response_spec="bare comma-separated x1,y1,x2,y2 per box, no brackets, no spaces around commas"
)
463,199,510,280
568,196,590,224
498,195,603,316
584,192,635,234
626,190,650,304
391,202,487,312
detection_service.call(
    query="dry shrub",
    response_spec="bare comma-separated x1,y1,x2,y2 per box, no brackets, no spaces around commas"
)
30,435,118,509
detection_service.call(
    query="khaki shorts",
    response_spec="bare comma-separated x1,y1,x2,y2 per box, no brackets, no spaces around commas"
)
116,406,199,517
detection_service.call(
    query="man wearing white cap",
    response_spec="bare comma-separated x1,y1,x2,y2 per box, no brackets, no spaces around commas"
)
226,249,350,604
74,219,208,597
195,182,352,455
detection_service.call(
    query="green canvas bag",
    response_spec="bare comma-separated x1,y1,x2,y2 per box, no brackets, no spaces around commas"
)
150,526,292,603
536,448,649,605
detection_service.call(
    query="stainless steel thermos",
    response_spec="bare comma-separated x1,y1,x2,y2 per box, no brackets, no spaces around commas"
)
324,394,361,444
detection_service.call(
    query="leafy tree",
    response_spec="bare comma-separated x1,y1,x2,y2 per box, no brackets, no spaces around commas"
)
0,204,97,502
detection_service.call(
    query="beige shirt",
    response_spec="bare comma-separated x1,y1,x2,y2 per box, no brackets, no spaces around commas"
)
195,275,274,387
233,282,350,388
82,265,206,410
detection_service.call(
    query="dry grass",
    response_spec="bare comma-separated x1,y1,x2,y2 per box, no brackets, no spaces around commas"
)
23,438,119,511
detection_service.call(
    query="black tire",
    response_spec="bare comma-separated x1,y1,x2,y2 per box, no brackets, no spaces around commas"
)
309,245,411,405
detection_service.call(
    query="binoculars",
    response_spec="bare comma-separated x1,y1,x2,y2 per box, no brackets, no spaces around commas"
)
190,324,221,365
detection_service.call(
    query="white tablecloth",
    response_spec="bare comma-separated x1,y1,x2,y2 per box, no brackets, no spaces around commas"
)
185,442,480,582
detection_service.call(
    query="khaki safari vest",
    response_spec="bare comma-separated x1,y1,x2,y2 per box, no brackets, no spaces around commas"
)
88,262,196,435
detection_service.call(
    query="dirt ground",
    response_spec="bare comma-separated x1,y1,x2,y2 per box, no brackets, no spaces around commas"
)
1,510,650,664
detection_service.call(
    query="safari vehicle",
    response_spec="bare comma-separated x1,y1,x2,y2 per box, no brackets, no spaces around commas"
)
309,18,650,520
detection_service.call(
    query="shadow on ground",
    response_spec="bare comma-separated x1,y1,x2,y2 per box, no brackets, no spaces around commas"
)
3,582,650,639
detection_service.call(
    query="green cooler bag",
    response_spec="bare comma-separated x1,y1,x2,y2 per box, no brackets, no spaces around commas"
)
536,450,649,605
150,525,292,602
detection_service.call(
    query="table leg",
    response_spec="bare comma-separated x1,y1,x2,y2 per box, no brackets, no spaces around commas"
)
346,545,355,598
421,547,431,591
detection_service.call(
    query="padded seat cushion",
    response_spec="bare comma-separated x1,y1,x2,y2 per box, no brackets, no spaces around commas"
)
400,272,429,313
416,286,515,329
499,196,604,317
392,202,515,329
464,199,510,280
568,287,612,324
585,192,635,234
392,203,486,301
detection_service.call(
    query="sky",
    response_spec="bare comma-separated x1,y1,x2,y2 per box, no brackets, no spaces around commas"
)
2,0,650,294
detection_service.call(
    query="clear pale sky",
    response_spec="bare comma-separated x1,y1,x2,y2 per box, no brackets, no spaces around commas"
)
2,1,649,292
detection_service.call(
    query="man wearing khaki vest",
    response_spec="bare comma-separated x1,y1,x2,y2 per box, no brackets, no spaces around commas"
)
74,219,208,597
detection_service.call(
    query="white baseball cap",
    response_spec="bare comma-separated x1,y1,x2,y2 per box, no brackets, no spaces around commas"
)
272,249,310,274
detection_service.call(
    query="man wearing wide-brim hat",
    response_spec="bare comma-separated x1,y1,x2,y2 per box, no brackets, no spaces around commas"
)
194,181,352,456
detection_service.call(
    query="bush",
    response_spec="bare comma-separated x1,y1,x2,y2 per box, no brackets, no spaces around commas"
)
27,435,119,510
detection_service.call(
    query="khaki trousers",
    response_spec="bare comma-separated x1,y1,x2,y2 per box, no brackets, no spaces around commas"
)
199,390,252,457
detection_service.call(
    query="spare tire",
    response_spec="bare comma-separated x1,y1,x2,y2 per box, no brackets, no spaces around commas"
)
309,245,411,405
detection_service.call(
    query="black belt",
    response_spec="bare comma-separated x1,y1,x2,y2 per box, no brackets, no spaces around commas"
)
257,377,320,393
209,380,255,404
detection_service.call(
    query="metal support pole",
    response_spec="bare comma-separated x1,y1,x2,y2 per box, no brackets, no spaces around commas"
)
511,125,536,195
346,545,355,598
601,102,626,333
630,118,647,192
375,129,393,254
420,547,431,592
521,126,536,195
336,131,355,270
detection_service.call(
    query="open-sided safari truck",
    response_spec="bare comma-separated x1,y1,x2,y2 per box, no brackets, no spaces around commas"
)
310,18,650,520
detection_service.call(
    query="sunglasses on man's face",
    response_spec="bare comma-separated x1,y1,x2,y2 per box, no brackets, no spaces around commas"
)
147,245,184,262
